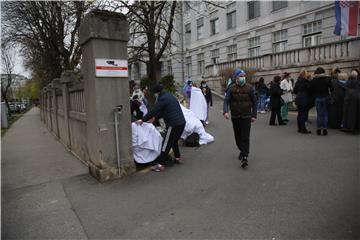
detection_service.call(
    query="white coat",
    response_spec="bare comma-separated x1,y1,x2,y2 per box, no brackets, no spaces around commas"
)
280,79,293,103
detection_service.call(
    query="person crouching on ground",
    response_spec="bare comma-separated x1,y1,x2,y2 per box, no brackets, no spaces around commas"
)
223,68,257,169
136,84,186,171
294,70,312,134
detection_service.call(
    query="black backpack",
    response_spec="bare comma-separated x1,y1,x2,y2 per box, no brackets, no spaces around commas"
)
184,133,200,147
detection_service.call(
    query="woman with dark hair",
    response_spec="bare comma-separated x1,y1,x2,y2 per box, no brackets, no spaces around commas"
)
269,76,286,126
294,70,311,133
310,67,333,136
342,69,360,133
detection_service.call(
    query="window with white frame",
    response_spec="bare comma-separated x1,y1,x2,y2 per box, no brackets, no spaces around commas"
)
197,18,204,40
248,1,260,20
167,60,172,75
303,20,322,47
227,44,237,61
227,11,236,29
273,29,288,53
185,56,192,77
185,23,191,45
272,1,287,11
211,49,220,64
210,18,219,35
197,53,205,75
248,36,260,57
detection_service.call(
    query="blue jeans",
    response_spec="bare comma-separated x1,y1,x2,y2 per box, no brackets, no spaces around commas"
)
257,94,266,112
315,97,328,129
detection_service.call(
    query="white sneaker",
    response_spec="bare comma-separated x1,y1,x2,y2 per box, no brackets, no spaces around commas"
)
260,111,266,114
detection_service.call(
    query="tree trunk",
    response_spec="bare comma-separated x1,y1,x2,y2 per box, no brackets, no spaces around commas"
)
2,91,12,117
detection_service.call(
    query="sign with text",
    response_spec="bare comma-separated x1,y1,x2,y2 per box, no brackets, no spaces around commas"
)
95,59,128,78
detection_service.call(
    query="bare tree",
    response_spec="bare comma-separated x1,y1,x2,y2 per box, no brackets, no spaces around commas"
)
1,1,92,87
1,43,15,116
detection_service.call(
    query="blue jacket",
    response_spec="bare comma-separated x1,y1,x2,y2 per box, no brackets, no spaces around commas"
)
143,92,186,127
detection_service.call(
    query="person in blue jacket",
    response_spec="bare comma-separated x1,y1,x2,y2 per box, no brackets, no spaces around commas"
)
136,84,186,171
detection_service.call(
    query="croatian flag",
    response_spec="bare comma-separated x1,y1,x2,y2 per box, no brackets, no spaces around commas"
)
334,0,359,36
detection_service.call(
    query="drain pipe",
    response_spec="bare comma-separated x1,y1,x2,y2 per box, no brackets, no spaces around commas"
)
113,105,123,176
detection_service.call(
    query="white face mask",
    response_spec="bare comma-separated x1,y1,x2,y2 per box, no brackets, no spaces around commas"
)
202,84,207,88
236,77,246,85
154,93,159,99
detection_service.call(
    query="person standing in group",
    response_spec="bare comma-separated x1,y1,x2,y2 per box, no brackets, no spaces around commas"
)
342,69,360,133
280,72,293,122
328,70,347,129
223,69,257,168
310,67,333,136
137,84,186,171
269,76,287,126
294,70,312,134
256,77,268,113
200,80,213,125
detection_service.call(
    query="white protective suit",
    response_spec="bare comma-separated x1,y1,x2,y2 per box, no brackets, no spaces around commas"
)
131,122,163,164
190,87,208,121
181,105,214,145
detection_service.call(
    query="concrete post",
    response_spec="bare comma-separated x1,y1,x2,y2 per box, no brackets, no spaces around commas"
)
52,78,61,138
79,10,135,182
60,71,76,149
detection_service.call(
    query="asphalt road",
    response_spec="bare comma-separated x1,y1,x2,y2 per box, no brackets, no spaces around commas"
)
2,97,359,239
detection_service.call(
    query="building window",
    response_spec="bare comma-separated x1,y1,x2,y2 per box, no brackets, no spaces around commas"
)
272,29,288,53
184,1,190,12
167,60,172,75
303,21,322,47
227,44,237,61
248,36,260,57
248,1,260,20
185,23,191,45
197,18,204,40
210,18,219,35
197,53,205,75
272,1,287,11
185,56,192,77
227,11,236,29
211,49,220,64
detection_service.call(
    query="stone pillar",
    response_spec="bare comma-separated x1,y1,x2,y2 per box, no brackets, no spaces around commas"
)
79,10,135,182
60,71,75,149
52,78,61,138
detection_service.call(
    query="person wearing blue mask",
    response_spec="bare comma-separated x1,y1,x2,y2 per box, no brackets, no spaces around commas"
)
223,68,257,168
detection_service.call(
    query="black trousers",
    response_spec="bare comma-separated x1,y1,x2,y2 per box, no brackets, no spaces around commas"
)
269,106,284,124
231,118,251,157
297,106,309,131
156,123,185,164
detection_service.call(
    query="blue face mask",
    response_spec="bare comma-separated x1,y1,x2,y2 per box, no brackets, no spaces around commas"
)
237,77,246,86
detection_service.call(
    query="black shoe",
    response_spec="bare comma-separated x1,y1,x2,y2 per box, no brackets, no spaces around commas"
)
322,129,328,136
269,123,278,126
300,129,311,134
283,119,289,122
238,152,243,161
241,157,248,168
279,122,287,125
316,129,321,135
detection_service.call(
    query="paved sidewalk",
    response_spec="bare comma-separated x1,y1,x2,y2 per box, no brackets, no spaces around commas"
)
2,108,88,239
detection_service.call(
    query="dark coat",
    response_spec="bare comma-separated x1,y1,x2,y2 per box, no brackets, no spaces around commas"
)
143,91,185,127
310,74,333,98
342,79,360,133
257,82,269,96
200,86,213,106
293,77,312,108
270,82,283,109
328,79,347,129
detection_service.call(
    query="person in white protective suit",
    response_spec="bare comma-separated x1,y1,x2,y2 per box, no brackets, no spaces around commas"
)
189,86,208,123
